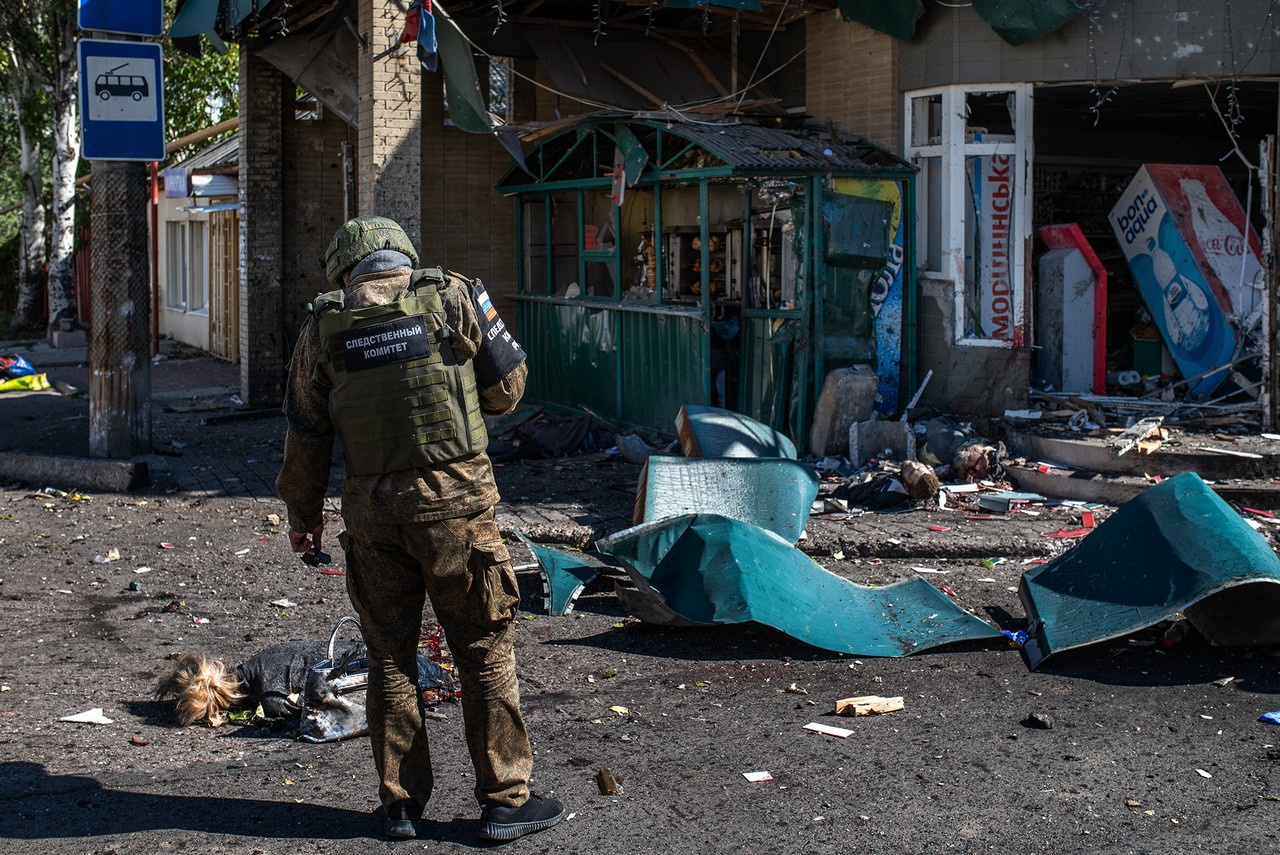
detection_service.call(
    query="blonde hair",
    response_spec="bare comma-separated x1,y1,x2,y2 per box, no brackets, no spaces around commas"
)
155,652,246,727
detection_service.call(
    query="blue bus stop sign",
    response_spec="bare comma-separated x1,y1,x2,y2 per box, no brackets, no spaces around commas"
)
79,0,164,37
78,40,166,161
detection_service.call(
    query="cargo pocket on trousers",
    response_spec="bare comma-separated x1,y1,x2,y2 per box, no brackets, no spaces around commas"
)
471,539,519,624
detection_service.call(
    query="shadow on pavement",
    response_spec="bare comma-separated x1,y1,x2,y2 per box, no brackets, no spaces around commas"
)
0,762,485,845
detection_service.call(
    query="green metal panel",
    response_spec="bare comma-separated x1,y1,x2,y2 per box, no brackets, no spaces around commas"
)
517,301,619,417
618,310,707,428
1019,473,1280,669
738,316,796,433
598,514,1002,656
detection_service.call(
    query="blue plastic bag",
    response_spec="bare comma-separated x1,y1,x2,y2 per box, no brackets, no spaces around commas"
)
1,355,35,378
1259,711,1280,726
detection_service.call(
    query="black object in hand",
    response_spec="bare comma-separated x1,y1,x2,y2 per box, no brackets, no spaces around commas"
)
300,550,332,567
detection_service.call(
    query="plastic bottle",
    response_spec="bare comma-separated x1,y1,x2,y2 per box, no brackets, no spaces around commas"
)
1146,236,1209,352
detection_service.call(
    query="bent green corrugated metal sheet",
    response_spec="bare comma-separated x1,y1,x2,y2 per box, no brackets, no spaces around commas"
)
599,513,1002,656
636,456,818,543
676,404,797,459
514,531,603,616
1018,473,1280,669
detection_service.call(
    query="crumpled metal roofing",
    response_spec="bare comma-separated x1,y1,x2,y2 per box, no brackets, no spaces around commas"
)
665,121,910,171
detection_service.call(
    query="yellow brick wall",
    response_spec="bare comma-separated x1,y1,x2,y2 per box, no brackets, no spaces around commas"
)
805,17,900,153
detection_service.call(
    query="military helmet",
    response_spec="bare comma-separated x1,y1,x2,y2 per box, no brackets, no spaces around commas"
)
324,216,419,286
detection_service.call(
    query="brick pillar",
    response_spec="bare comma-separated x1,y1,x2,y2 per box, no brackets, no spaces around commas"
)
238,47,287,406
358,0,422,246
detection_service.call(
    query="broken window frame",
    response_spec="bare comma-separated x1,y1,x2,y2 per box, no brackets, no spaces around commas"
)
904,84,1033,348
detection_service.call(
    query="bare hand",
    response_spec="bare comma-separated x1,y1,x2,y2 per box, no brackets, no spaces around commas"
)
289,524,323,557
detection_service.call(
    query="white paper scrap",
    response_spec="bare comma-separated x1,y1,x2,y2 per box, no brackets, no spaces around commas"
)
804,722,853,738
911,566,949,574
743,771,774,782
61,708,113,725
270,598,297,608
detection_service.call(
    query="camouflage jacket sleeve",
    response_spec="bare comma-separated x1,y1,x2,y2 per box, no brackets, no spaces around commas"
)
276,315,334,532
439,274,527,415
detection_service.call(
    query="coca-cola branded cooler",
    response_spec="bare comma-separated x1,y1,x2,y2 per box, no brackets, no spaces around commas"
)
1108,164,1262,396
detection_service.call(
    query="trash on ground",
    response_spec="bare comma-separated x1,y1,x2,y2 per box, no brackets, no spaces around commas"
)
515,530,604,616
598,513,1002,657
742,771,774,782
803,721,854,738
270,598,298,608
1259,711,1280,725
60,708,114,725
834,695,904,716
128,736,152,746
1021,713,1053,729
1018,473,1280,669
596,767,622,795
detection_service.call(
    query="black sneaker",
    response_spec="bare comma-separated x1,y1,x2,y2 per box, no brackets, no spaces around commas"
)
379,799,422,840
477,793,566,841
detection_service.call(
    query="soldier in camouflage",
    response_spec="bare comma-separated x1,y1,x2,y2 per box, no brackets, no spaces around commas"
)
276,216,565,842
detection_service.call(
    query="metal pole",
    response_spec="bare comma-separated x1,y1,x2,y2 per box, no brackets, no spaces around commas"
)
89,160,153,458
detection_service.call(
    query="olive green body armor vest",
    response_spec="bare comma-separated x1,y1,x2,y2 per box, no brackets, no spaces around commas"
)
311,269,487,477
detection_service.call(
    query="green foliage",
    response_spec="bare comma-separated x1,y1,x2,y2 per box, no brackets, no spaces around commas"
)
163,41,239,162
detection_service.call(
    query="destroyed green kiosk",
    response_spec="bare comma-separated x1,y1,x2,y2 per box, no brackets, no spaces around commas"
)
500,118,918,449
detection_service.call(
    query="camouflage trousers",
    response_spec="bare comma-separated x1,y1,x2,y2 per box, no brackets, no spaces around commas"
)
339,506,532,810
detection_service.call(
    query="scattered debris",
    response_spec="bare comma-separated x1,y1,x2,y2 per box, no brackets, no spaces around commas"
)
834,696,904,716
515,531,604,616
60,708,113,725
1021,713,1054,730
742,771,774,782
129,736,152,747
596,767,622,795
803,721,854,738
270,598,297,608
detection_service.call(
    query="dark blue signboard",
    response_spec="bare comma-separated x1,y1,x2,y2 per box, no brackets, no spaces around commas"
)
78,0,164,37
78,40,166,161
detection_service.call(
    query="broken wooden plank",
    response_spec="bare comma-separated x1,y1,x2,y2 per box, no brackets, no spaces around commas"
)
1108,416,1165,457
835,695,905,716
1196,445,1265,459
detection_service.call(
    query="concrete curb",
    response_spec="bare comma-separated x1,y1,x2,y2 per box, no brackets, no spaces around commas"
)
0,451,150,493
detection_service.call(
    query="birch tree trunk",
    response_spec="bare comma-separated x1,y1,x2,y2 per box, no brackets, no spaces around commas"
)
45,10,79,334
10,51,47,334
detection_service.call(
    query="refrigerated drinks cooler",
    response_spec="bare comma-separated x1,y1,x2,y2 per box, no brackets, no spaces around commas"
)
1108,164,1263,397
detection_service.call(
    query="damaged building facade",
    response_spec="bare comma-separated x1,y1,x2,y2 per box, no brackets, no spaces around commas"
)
173,0,1280,442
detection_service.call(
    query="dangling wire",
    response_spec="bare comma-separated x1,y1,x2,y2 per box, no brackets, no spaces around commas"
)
593,0,607,45
1085,0,1126,125
1222,0,1279,139
702,5,712,34
492,0,507,36
645,0,657,35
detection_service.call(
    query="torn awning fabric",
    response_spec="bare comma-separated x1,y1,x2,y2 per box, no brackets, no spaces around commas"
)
1018,473,1280,670
400,0,438,72
598,513,1002,657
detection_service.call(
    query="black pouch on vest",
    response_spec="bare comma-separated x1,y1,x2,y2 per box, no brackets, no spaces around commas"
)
468,278,526,387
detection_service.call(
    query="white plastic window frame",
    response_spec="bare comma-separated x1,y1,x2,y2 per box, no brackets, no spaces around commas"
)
904,84,1033,348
